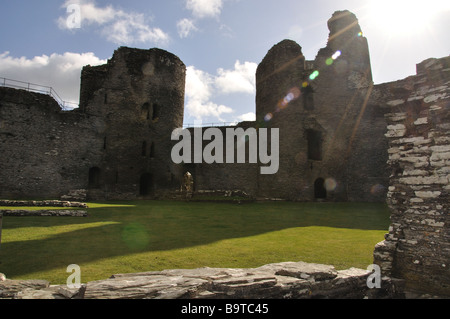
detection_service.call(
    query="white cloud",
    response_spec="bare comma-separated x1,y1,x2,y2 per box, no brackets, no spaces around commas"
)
186,0,223,19
0,51,106,106
215,60,257,94
185,66,233,122
177,18,198,38
236,112,256,122
58,0,169,45
178,0,225,38
185,61,257,122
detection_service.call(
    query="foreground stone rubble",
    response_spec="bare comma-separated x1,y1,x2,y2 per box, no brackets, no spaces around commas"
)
0,262,403,299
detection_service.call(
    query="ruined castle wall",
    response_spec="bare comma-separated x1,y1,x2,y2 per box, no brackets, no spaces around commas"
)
374,56,450,296
254,11,388,202
0,87,103,199
0,47,186,201
183,123,259,196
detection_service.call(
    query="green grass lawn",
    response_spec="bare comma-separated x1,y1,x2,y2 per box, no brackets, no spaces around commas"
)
0,201,390,284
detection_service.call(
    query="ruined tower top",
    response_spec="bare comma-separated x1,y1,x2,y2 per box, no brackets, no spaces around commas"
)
327,10,362,43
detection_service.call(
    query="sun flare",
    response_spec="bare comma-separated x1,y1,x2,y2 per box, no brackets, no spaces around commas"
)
367,0,449,36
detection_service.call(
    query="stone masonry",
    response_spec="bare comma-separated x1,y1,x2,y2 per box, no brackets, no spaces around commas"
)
373,57,450,297
0,261,401,299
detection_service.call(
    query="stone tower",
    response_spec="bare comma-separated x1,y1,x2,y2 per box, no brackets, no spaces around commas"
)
79,47,186,199
255,10,387,201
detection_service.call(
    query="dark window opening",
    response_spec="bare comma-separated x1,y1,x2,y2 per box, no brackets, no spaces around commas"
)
142,141,147,156
152,103,159,120
139,173,153,196
104,94,108,104
314,178,327,199
307,129,322,161
302,85,314,110
150,142,155,158
103,137,107,150
115,170,119,184
142,102,151,120
88,167,101,189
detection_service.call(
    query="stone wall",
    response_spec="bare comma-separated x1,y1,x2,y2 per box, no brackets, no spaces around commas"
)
189,11,389,202
0,87,102,199
373,56,450,297
0,47,186,201
0,261,401,299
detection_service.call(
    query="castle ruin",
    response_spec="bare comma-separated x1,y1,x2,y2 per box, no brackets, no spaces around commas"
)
0,10,449,297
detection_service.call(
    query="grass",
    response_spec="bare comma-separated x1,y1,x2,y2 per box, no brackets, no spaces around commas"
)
0,201,390,284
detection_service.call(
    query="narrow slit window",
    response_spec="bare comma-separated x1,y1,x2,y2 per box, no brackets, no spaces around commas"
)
88,167,101,189
150,142,155,158
152,103,159,120
307,129,322,161
302,85,314,110
142,141,147,156
142,103,151,120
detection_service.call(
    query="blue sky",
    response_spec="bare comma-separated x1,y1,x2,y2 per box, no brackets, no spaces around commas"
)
0,0,449,125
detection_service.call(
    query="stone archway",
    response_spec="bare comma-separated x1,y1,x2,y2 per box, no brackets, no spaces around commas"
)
139,173,154,196
314,178,327,199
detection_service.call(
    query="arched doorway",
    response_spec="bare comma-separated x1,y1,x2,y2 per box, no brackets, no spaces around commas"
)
314,178,327,199
88,167,101,189
139,173,154,196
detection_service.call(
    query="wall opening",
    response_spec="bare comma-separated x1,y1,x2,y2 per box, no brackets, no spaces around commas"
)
307,129,322,161
142,103,151,120
314,178,327,199
150,142,155,158
142,141,147,156
302,84,314,110
88,167,101,189
152,103,160,120
139,173,154,196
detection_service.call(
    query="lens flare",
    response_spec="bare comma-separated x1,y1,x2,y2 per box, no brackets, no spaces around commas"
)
264,113,273,122
326,58,334,66
332,51,341,60
325,178,337,191
121,223,150,251
309,70,319,80
370,184,385,194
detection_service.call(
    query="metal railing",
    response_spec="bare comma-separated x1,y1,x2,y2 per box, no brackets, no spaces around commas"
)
0,77,79,111
183,122,239,128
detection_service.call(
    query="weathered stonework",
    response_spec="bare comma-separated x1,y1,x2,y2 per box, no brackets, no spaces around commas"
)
0,210,87,217
0,10,449,298
0,47,186,201
187,10,389,202
373,56,450,297
0,261,401,299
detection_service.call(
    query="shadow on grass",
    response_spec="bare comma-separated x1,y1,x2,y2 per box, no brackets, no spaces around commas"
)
0,201,390,279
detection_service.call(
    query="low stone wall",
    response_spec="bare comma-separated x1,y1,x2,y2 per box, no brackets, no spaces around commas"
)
0,210,88,217
0,200,87,208
0,261,403,299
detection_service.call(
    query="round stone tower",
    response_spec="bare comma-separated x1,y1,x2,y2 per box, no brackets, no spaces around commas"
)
79,47,186,199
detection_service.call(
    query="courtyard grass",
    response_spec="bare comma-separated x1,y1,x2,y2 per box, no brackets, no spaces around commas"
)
0,201,390,284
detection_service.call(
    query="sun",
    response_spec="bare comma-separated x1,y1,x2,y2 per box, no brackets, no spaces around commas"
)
366,0,449,36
